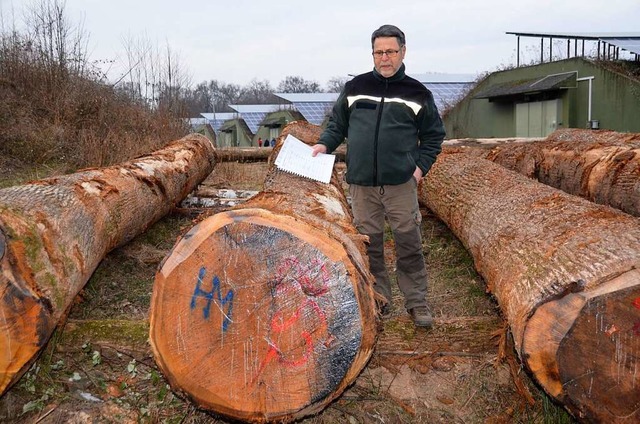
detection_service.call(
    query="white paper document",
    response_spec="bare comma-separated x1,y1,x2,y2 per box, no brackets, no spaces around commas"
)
274,134,336,184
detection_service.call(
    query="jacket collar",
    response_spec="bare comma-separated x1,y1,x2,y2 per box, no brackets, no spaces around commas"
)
372,63,406,83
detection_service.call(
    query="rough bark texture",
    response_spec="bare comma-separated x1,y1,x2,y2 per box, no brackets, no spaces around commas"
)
149,121,377,423
0,134,216,395
482,129,640,217
216,133,346,164
419,151,640,423
216,147,273,163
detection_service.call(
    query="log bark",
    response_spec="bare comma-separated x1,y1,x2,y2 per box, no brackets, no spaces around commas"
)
215,147,273,163
149,121,377,423
0,134,215,395
419,151,640,422
482,129,640,217
216,140,346,163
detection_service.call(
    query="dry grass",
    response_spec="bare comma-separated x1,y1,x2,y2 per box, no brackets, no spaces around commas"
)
0,30,188,170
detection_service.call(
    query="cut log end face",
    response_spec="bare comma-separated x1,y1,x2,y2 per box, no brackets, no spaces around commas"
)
150,212,366,421
0,271,51,393
558,283,640,421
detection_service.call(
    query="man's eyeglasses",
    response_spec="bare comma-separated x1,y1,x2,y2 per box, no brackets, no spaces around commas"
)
372,49,401,58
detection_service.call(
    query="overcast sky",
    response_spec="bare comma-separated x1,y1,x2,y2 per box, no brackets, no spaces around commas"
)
2,0,639,88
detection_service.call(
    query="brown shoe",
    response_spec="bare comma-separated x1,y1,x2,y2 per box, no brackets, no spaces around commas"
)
409,306,433,328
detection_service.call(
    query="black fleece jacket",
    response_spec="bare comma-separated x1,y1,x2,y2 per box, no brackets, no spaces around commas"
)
318,64,445,186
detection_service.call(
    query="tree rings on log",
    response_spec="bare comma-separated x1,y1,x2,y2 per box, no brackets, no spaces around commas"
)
526,269,640,422
150,208,374,422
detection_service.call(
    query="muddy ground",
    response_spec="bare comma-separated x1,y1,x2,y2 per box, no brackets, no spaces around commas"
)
0,161,575,423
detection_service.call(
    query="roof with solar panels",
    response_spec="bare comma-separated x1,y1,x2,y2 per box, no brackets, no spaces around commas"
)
274,73,475,124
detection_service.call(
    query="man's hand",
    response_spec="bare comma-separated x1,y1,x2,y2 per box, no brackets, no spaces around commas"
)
413,167,423,183
311,144,327,157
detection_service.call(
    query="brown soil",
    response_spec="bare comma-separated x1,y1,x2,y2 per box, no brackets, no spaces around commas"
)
0,161,574,423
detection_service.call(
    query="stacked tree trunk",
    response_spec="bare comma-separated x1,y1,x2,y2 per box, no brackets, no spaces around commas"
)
0,134,216,395
149,121,377,423
480,129,640,217
419,151,640,422
216,143,346,163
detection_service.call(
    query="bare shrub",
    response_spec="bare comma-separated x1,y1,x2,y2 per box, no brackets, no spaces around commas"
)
0,0,189,169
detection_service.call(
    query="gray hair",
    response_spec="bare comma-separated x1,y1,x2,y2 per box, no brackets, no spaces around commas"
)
371,25,406,48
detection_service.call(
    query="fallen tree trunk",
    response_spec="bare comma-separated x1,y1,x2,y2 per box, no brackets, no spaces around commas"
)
215,147,273,163
216,138,346,163
150,121,377,423
419,152,640,422
483,129,640,217
0,134,215,395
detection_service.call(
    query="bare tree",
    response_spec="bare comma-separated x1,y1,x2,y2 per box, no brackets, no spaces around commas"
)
24,0,89,83
209,80,242,112
277,75,322,93
238,78,278,103
119,34,190,113
325,76,348,93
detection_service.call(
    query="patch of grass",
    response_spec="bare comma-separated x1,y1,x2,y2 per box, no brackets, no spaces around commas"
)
71,248,154,320
70,213,191,320
0,160,71,189
136,214,193,250
206,162,267,191
60,320,150,348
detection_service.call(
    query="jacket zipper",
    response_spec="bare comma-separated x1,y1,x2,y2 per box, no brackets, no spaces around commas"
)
372,78,388,186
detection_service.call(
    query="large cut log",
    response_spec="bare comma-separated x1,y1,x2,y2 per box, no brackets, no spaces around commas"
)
483,129,640,217
149,121,377,423
0,134,215,395
419,152,640,422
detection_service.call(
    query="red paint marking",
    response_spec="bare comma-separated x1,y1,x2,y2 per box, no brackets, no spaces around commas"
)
633,297,640,310
250,256,331,387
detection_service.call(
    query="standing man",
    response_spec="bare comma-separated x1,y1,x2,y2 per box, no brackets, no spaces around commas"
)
312,24,445,328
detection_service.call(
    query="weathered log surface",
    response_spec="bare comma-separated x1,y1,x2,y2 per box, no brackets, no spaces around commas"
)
0,133,216,395
216,132,347,164
419,151,640,422
482,129,640,217
149,121,377,423
215,147,273,163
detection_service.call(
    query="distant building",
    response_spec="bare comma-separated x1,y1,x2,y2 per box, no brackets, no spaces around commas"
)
200,112,237,133
444,32,640,138
273,93,340,126
409,73,476,114
217,118,253,147
256,109,305,143
187,117,217,145
209,104,300,147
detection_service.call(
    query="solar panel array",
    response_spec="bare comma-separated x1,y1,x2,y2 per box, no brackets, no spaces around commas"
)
241,112,268,133
287,84,472,120
604,38,640,56
200,112,237,132
424,83,474,112
210,119,229,131
293,102,335,125
188,117,207,130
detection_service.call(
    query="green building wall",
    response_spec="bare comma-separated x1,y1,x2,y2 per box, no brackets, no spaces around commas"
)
444,58,640,138
218,119,253,147
253,110,304,145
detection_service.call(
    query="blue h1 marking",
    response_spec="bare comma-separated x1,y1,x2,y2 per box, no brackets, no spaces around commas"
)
190,266,234,331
